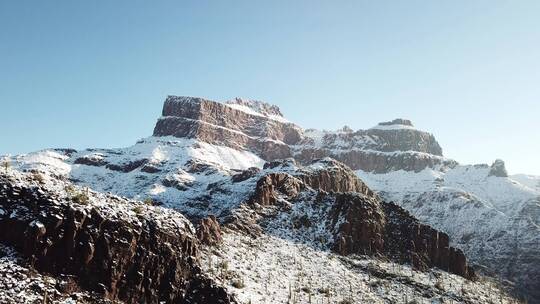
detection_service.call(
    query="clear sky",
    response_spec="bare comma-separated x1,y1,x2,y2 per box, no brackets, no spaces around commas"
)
1,1,539,174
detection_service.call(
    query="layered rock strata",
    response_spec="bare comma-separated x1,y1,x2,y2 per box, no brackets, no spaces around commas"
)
153,96,302,160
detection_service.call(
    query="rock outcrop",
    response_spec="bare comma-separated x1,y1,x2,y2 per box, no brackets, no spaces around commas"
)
489,159,508,177
0,174,236,304
152,96,452,172
382,202,473,278
294,119,452,173
196,215,223,246
153,96,303,160
246,159,475,279
330,192,386,256
295,148,457,173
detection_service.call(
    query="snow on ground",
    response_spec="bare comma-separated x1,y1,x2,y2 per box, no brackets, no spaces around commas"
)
0,244,99,304
6,137,266,219
369,124,418,131
202,231,515,304
356,164,540,301
356,165,539,217
511,174,540,192
224,99,291,124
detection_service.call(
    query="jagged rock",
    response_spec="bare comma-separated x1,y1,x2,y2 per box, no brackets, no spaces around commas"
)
263,158,297,170
330,192,385,255
74,155,107,167
298,158,375,196
246,161,475,279
231,167,261,183
140,163,161,173
196,215,223,246
382,202,475,279
249,173,305,206
105,159,148,173
225,98,284,118
489,159,508,177
0,175,237,304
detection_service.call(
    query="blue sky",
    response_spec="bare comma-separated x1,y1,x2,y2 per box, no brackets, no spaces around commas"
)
1,1,539,174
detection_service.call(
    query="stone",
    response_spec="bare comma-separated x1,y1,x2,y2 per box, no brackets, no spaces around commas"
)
489,159,508,177
0,176,237,304
196,215,223,246
153,96,303,160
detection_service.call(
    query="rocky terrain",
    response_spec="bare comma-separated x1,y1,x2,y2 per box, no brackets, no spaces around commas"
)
1,95,535,303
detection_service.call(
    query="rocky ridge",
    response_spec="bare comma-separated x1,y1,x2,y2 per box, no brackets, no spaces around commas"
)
153,96,453,173
0,171,236,304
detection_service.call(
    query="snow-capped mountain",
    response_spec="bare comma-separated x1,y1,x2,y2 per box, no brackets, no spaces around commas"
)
1,95,535,303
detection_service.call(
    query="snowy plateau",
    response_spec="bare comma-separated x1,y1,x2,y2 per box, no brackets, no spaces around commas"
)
0,96,538,304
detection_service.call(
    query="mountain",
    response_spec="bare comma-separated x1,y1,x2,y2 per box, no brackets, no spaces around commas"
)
0,95,531,303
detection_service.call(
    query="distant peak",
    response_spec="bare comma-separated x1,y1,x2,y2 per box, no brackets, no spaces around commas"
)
225,97,284,118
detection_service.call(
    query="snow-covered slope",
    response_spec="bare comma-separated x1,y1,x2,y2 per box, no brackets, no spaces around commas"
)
9,136,265,219
202,231,515,304
512,173,540,192
357,165,540,300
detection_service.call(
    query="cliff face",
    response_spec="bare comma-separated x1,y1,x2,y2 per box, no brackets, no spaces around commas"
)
294,119,451,172
152,96,451,173
153,96,303,160
0,173,236,304
246,158,475,279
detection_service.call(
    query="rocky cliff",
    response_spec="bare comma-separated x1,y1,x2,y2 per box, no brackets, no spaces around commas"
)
153,96,302,160
152,96,453,173
294,119,455,173
245,158,474,279
0,172,236,304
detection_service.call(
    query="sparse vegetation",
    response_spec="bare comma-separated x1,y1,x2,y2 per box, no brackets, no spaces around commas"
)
143,197,155,206
65,185,76,196
231,278,245,289
65,185,90,205
1,160,9,172
72,192,89,205
31,171,45,184
133,205,145,214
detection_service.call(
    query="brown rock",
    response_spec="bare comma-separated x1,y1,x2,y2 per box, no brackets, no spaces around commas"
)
196,215,223,246
153,96,302,160
0,176,237,304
